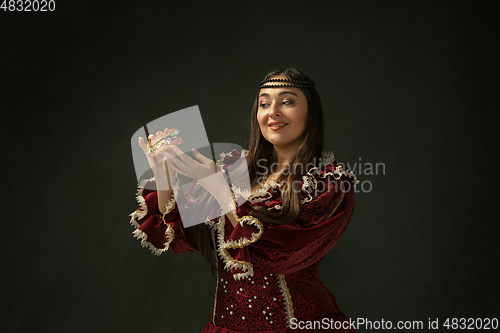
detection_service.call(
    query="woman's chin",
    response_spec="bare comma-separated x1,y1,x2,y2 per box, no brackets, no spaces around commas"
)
265,137,283,146
264,134,284,144
264,133,300,149
270,140,290,148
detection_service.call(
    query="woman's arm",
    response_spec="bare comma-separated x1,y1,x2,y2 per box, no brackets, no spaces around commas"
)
131,130,199,254
157,189,175,214
156,171,175,215
130,177,199,255
137,129,181,215
164,145,241,228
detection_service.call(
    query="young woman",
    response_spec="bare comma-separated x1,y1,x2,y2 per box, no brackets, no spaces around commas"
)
130,68,358,332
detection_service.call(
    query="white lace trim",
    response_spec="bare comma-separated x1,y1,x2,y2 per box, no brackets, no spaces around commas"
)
131,226,174,256
215,149,357,205
243,151,357,205
300,163,359,204
129,176,180,255
212,197,264,281
231,184,251,202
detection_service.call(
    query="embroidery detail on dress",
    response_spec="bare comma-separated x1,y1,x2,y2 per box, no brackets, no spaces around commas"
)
129,176,180,255
277,274,295,326
326,182,346,219
248,189,273,203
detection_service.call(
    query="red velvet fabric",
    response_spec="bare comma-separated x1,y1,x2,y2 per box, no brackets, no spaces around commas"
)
130,149,357,333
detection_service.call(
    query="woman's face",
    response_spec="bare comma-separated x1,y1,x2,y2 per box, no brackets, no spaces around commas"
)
257,76,308,150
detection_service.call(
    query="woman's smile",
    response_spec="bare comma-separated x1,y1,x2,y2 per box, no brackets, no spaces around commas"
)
268,121,289,130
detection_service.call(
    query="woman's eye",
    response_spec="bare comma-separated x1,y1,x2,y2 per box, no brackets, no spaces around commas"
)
259,102,269,108
282,100,293,105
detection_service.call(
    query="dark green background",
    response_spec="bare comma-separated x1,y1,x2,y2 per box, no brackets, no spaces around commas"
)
2,1,498,332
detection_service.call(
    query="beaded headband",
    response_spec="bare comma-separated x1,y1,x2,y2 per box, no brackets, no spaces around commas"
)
259,78,315,89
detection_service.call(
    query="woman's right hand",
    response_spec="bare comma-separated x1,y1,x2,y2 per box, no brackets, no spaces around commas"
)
138,128,177,191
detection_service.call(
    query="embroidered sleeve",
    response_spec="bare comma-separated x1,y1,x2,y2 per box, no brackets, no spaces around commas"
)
129,177,199,255
206,148,269,281
299,162,358,223
249,162,358,275
210,196,264,281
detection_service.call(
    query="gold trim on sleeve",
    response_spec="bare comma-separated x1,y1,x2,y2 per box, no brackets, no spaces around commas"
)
214,197,264,280
129,177,179,256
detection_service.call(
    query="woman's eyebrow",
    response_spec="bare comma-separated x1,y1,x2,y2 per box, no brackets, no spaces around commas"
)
258,91,298,98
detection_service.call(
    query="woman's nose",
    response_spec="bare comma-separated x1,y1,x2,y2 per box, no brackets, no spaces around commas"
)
269,102,281,117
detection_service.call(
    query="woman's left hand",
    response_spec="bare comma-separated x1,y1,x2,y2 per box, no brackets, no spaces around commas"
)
163,145,228,198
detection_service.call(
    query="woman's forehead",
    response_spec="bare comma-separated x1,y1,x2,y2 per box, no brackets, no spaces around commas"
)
258,86,305,99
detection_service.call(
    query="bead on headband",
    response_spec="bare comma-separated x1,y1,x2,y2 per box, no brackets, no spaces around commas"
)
259,78,315,89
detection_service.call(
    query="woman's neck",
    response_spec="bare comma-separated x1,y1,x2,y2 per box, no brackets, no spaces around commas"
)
272,142,301,174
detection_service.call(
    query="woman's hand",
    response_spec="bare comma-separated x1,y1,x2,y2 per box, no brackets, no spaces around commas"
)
163,145,218,184
164,146,233,210
138,128,176,190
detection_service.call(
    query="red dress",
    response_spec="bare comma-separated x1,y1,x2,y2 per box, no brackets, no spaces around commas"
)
129,149,358,333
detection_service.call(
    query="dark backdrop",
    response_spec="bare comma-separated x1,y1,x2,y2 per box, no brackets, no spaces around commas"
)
2,1,498,332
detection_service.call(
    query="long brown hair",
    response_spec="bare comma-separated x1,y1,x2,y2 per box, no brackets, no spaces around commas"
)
246,67,324,224
187,67,325,271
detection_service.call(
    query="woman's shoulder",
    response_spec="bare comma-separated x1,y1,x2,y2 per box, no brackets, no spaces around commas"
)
306,150,358,182
299,151,359,204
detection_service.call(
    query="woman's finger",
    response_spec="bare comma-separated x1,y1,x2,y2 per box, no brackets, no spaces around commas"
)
169,160,190,178
161,149,189,170
156,131,162,136
138,137,148,153
191,148,215,168
169,145,198,168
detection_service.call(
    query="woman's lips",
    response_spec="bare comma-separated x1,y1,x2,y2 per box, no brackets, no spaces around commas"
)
269,123,289,131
